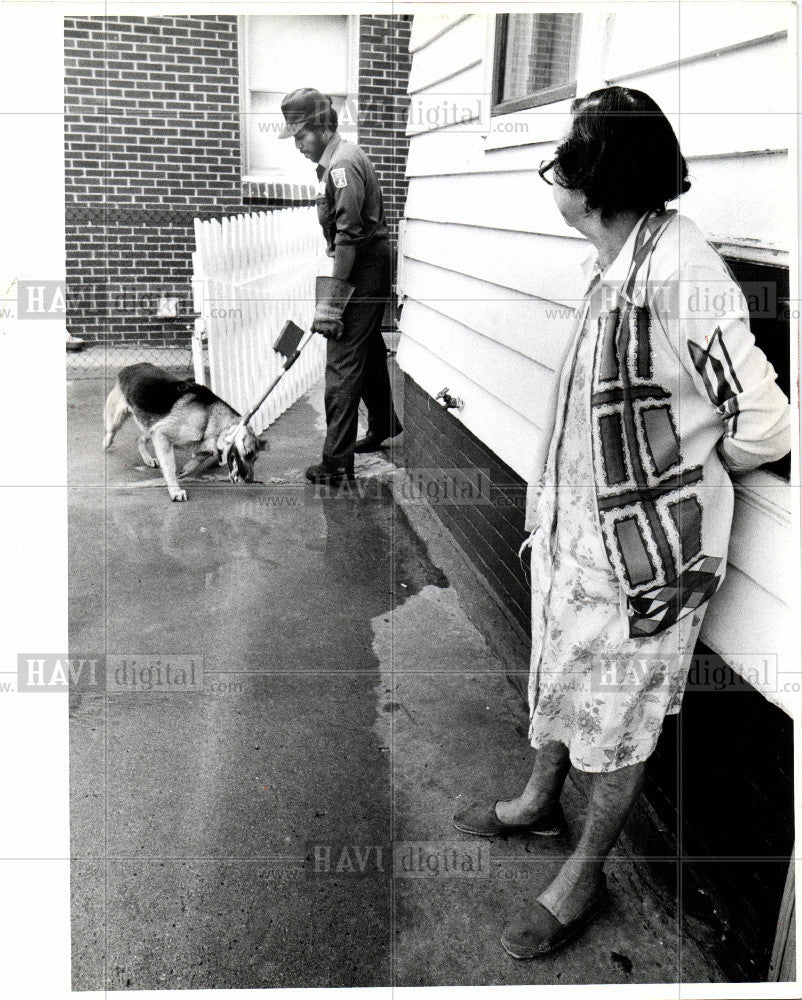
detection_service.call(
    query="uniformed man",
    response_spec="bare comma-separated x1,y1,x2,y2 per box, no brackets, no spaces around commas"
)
278,87,402,485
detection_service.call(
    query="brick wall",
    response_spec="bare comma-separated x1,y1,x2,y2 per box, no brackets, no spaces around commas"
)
64,14,412,346
65,15,241,345
358,15,412,247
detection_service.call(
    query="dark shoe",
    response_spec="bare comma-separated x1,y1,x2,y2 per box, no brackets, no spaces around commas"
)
353,434,385,453
305,461,355,486
501,876,609,959
452,800,567,838
354,426,402,453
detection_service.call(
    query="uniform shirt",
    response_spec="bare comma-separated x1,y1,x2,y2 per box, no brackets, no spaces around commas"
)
316,133,388,254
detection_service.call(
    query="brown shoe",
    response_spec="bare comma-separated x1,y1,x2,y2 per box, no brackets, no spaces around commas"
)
452,800,567,838
501,876,609,958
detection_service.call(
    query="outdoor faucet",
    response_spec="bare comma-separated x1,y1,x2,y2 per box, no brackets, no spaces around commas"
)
436,388,464,411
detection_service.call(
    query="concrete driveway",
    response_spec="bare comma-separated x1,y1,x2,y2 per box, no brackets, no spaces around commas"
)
68,370,722,989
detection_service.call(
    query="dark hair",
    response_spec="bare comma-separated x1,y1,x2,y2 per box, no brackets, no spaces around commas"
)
552,86,690,223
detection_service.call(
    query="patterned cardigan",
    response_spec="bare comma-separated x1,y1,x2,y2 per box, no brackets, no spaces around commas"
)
525,210,791,638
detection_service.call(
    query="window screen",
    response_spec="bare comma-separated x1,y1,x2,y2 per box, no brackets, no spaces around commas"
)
495,13,582,112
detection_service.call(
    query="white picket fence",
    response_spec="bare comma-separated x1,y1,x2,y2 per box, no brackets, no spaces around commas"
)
192,207,327,435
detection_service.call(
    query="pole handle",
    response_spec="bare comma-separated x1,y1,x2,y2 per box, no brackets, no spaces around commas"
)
238,329,318,428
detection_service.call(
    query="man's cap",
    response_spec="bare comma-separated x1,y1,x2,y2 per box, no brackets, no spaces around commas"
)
278,88,333,139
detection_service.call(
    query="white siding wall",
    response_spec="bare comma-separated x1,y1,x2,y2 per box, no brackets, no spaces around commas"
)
397,7,798,714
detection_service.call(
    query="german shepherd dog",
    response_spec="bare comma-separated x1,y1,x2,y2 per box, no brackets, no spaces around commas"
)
103,363,261,501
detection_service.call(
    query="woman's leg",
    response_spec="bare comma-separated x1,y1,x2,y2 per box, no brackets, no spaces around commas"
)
537,759,645,923
495,741,571,824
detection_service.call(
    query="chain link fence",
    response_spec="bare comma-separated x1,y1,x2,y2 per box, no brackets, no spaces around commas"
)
66,340,198,381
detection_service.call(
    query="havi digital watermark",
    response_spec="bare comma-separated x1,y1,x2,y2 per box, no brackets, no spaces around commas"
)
16,654,203,692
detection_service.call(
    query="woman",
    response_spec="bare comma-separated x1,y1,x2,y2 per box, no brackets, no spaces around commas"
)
453,87,791,958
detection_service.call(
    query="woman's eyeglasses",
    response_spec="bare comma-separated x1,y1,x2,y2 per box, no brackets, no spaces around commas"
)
538,158,558,186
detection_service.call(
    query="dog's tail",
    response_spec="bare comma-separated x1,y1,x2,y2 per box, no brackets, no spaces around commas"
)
103,381,130,449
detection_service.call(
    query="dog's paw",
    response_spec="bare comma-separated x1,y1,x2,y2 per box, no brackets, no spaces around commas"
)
144,457,159,468
170,489,188,502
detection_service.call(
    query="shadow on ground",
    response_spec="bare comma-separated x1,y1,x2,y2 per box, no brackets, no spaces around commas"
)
68,374,722,989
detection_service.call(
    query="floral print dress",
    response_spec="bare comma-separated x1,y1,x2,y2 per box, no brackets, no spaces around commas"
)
527,294,703,773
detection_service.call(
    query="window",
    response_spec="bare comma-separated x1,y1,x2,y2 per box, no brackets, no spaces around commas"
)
720,253,791,480
492,13,582,115
239,15,358,190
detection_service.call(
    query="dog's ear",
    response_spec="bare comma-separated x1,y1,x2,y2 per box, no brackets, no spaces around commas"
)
257,434,270,453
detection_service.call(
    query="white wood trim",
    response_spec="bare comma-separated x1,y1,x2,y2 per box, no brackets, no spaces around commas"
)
735,470,793,516
682,155,787,249
605,28,787,85
482,98,574,152
399,298,556,425
407,14,484,95
479,12,495,136
237,15,357,178
404,169,585,238
396,218,407,301
409,12,472,55
397,337,550,478
573,8,612,99
687,148,786,162
400,256,577,372
238,15,250,177
600,32,792,118
709,240,790,268
402,218,589,306
406,62,485,137
484,11,608,153
408,59,482,98
727,486,792,601
701,564,796,718
407,127,553,178
410,99,790,177
412,127,789,178
346,13,359,110
401,245,582,308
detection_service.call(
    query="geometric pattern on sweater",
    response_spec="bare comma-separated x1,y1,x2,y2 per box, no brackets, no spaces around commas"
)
688,327,743,434
627,555,723,637
589,213,725,633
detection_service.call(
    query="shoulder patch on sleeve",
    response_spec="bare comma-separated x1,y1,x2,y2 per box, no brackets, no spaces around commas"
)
331,167,348,189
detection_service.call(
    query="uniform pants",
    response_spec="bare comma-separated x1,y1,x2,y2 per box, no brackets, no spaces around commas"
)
322,239,402,467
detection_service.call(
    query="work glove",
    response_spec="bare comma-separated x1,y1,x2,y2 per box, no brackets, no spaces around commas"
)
312,276,354,340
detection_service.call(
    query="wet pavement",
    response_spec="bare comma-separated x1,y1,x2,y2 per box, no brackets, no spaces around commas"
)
68,369,723,989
